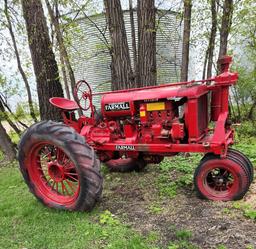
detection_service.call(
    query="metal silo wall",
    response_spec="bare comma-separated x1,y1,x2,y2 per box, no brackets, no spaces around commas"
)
68,10,182,110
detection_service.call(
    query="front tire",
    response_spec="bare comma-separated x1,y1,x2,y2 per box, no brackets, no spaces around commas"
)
194,154,250,201
228,148,254,183
18,121,103,211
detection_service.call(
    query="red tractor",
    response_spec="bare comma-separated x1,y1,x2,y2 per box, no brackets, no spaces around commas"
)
18,56,253,211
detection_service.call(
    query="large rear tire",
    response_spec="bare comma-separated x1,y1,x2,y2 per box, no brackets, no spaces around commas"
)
18,121,103,211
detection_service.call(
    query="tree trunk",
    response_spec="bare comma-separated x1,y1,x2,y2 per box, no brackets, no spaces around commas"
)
129,0,138,84
0,94,28,129
4,0,38,123
0,99,21,135
207,0,217,78
248,99,256,120
59,53,71,99
0,122,16,162
217,0,233,70
104,0,134,90
21,0,63,121
231,86,241,120
137,0,157,87
45,1,76,99
202,48,209,79
180,0,192,82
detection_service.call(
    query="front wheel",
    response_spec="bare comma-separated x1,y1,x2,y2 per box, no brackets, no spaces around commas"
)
194,154,250,201
18,121,103,211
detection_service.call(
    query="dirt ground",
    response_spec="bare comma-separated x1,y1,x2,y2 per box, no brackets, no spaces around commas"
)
100,165,256,249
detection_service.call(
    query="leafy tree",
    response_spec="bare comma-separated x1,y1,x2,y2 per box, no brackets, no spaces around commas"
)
3,0,38,123
202,0,218,79
21,0,64,121
229,0,256,121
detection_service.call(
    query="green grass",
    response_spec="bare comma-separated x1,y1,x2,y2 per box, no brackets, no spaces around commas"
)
0,166,152,249
0,150,3,161
156,154,200,199
167,228,197,249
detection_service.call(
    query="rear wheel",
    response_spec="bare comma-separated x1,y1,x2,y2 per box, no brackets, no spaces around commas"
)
18,121,103,211
194,153,250,201
104,157,146,172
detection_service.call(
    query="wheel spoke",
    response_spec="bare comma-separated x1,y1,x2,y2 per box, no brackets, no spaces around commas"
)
31,141,82,203
66,180,76,193
41,146,53,161
78,88,84,94
64,173,78,182
61,181,70,195
66,172,78,176
56,148,66,164
206,167,235,194
61,181,65,194
222,170,228,177
62,159,72,169
46,178,52,187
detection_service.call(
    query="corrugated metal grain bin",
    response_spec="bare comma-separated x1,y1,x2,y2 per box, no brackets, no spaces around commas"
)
68,9,182,109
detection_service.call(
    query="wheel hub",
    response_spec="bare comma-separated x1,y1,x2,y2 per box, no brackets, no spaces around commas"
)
215,176,224,186
48,161,65,182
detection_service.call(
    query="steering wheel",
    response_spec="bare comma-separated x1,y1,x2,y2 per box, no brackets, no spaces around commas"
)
74,80,93,111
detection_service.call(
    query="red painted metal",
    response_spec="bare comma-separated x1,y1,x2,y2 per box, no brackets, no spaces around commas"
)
74,80,95,115
195,158,240,201
26,142,80,206
49,55,238,160
49,97,79,110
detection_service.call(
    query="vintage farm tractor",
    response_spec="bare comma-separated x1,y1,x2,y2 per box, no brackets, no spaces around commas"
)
18,56,253,211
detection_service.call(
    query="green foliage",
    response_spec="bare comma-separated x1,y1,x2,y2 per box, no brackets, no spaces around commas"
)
148,203,164,214
13,102,39,122
146,231,160,243
168,241,198,249
230,66,256,123
157,175,178,198
99,210,120,226
175,230,192,240
159,155,200,174
157,154,200,199
168,228,197,249
232,201,256,221
244,209,256,220
8,130,19,144
0,150,3,161
217,245,227,249
234,136,256,164
0,110,7,121
14,102,28,120
246,245,254,249
236,121,256,138
230,0,256,123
